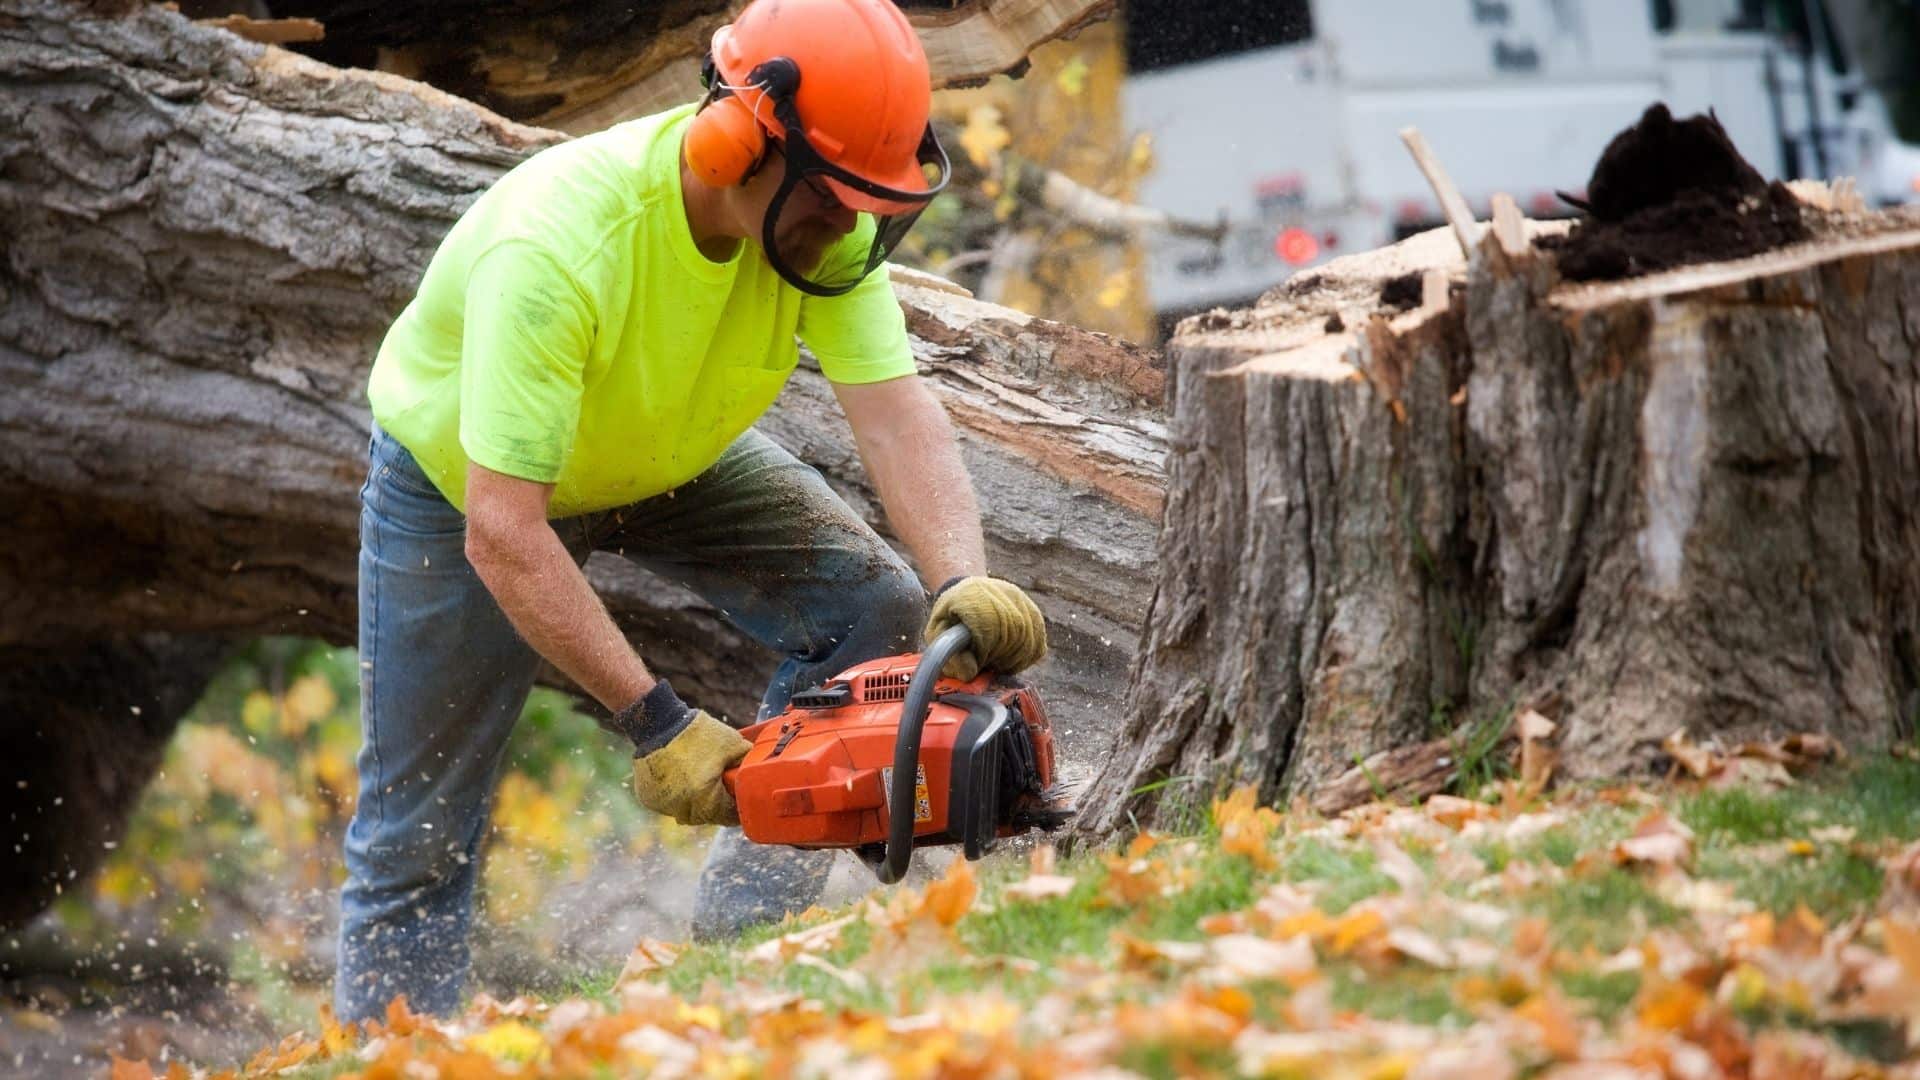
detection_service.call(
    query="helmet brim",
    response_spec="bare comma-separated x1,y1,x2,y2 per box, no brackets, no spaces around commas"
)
824,164,928,216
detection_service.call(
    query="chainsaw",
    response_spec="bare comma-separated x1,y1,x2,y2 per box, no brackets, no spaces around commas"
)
722,626,1071,883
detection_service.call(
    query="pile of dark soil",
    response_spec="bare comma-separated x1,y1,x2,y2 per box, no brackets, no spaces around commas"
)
1539,103,1809,282
1379,271,1422,310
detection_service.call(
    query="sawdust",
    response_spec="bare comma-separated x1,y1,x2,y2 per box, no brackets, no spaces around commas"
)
1538,103,1810,282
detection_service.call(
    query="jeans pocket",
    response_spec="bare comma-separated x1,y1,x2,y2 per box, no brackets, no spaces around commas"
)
374,432,452,501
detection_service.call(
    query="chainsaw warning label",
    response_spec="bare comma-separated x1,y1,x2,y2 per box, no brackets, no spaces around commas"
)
881,764,933,824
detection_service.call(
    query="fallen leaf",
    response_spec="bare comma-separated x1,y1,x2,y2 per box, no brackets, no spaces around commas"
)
1385,927,1456,968
1003,872,1077,902
464,1020,546,1063
109,1059,155,1080
1662,730,1721,780
793,952,870,992
1616,810,1693,870
922,857,977,927
1029,843,1058,876
1516,990,1584,1059
1636,978,1708,1032
744,915,853,964
1214,785,1283,870
614,937,683,987
1371,833,1428,895
1114,931,1207,971
1206,933,1316,981
1516,709,1559,798
1426,794,1498,830
1880,840,1920,916
1408,1033,1518,1080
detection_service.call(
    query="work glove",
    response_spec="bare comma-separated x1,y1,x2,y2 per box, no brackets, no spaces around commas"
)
615,681,751,827
923,576,1049,681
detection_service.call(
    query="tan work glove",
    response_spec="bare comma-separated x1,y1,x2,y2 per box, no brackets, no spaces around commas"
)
630,710,751,827
923,576,1049,681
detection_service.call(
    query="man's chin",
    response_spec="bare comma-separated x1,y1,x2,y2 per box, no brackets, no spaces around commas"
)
774,240,835,277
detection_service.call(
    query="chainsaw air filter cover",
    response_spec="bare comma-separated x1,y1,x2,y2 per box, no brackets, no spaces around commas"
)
725,655,1059,856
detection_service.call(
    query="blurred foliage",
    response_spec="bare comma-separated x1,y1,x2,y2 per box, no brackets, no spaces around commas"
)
55,637,700,950
901,20,1158,342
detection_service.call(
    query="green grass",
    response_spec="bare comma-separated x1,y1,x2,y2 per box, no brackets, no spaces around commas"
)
1697,846,1885,917
962,880,1119,960
1328,964,1469,1027
1532,867,1682,953
1556,968,1642,1020
1115,1038,1240,1080
1280,839,1396,913
1140,849,1258,939
235,754,1920,1079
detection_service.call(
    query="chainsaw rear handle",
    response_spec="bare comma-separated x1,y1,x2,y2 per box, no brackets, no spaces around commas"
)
876,623,973,884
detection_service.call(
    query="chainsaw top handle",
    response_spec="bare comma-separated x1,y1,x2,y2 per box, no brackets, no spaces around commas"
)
876,623,973,884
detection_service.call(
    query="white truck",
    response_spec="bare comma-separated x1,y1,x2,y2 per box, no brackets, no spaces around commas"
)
1125,0,1920,316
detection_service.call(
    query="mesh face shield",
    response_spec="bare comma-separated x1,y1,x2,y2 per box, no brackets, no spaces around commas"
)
758,96,951,297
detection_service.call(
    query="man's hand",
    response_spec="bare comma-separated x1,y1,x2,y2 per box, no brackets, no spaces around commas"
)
924,575,1048,680
630,711,752,826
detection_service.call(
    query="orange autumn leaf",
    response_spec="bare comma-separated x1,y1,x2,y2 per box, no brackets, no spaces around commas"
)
382,993,425,1037
1100,852,1166,907
922,857,977,927
616,936,685,986
109,1058,155,1080
1516,992,1583,1059
318,1001,358,1058
241,1031,323,1075
1636,978,1708,1031
1328,906,1387,955
1213,785,1283,869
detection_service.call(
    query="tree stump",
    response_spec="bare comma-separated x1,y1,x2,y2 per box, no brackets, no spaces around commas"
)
1077,208,1920,837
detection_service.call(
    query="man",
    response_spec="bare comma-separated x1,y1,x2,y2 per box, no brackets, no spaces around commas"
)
335,0,1049,1022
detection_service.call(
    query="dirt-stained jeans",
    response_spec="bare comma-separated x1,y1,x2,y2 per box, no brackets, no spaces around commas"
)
335,425,926,1022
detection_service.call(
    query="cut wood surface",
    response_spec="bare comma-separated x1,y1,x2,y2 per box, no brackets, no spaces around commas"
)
1076,194,1920,838
0,0,1162,764
254,0,1115,134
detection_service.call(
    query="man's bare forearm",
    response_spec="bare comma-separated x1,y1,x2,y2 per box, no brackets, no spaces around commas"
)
465,472,654,712
849,379,987,589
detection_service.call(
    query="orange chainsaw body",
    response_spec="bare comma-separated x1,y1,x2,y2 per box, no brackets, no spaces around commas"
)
722,652,1059,854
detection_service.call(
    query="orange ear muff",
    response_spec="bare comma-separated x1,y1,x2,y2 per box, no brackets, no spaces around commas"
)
684,94,765,187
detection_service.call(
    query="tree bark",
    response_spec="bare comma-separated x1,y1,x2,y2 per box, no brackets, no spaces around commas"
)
239,0,1115,133
1076,210,1920,838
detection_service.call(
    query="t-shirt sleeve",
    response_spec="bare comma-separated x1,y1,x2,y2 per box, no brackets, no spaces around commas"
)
797,261,919,385
458,241,596,483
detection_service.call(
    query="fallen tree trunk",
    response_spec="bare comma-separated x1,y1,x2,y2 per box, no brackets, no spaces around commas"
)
238,0,1116,133
0,0,1160,692
1076,205,1920,838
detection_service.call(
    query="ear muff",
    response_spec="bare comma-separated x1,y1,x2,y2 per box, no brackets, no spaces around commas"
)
684,93,765,187
684,54,802,188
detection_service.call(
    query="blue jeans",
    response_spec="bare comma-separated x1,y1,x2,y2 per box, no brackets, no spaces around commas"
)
334,425,926,1022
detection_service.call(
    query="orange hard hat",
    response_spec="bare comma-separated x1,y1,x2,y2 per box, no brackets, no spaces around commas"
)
708,0,935,214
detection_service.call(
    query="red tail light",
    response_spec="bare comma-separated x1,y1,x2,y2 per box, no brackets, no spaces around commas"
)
1275,227,1320,266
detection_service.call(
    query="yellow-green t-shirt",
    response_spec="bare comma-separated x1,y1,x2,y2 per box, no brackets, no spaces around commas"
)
366,104,917,516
